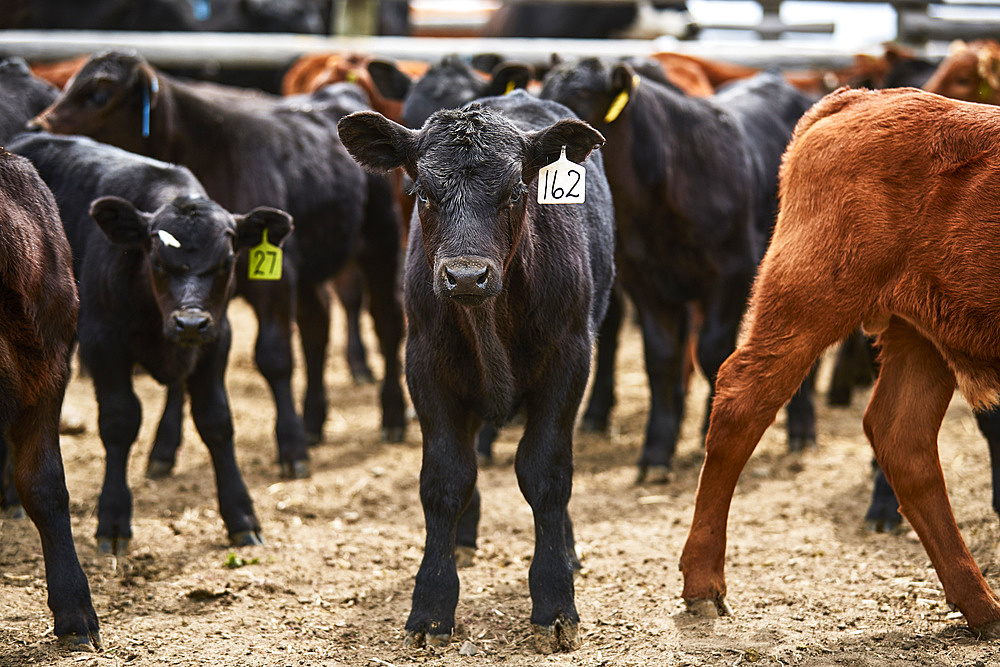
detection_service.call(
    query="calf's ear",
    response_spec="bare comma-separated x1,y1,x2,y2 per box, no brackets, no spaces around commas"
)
338,110,418,175
484,62,533,96
367,59,413,102
234,207,294,249
604,63,639,123
90,196,151,249
522,119,605,182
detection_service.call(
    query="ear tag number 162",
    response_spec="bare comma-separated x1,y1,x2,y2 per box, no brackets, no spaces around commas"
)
249,229,282,281
538,146,586,205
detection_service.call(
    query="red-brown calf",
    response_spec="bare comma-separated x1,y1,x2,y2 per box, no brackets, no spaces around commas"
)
923,40,1000,105
679,87,1000,637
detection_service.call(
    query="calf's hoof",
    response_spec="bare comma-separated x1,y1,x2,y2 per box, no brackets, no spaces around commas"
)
279,459,311,480
787,436,816,453
636,465,672,485
60,630,104,652
96,536,130,555
971,618,1000,639
579,414,609,433
350,368,376,385
305,431,322,447
383,426,406,443
229,529,264,547
684,595,732,618
532,616,580,654
403,630,451,648
3,504,25,519
455,545,476,568
145,458,175,479
476,451,494,467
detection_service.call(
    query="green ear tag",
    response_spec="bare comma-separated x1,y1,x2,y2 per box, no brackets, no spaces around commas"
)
248,229,282,280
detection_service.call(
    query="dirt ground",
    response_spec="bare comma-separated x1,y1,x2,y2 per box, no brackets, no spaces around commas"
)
2,298,999,667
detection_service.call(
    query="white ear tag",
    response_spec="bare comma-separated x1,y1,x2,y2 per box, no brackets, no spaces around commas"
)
157,230,181,248
537,146,586,204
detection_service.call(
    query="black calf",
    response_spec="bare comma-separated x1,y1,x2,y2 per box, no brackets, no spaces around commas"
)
9,132,291,553
339,90,615,652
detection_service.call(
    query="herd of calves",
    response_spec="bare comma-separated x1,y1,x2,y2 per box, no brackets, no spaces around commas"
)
3,41,1000,652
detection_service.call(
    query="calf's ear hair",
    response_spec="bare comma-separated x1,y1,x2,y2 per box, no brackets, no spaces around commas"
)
523,119,605,182
367,59,413,102
338,111,418,175
234,207,294,249
90,196,151,248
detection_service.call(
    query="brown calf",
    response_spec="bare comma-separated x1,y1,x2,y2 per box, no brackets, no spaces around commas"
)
0,149,101,648
281,52,428,121
679,87,1000,637
923,40,1000,105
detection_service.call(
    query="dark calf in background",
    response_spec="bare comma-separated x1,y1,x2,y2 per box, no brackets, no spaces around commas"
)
0,57,61,514
339,90,615,652
34,50,406,479
0,149,101,650
541,58,815,481
9,132,291,554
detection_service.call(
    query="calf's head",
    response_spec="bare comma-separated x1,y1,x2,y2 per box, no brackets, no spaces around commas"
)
32,50,159,152
90,195,292,345
338,102,603,307
923,40,1000,106
540,58,639,128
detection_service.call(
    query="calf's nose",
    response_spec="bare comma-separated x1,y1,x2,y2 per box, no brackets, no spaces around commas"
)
170,308,214,343
444,262,489,292
436,256,501,304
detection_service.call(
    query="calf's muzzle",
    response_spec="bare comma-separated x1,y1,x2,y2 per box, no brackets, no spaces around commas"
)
435,255,501,306
168,307,215,345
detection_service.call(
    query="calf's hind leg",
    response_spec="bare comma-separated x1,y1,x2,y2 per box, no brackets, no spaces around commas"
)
680,305,848,613
865,319,1000,636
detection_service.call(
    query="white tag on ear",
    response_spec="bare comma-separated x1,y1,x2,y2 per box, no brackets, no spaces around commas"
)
157,230,181,248
537,146,586,204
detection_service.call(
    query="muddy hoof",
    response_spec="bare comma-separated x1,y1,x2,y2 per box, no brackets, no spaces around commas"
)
351,369,376,385
279,459,311,480
59,630,103,652
455,545,476,568
636,465,672,485
383,426,406,443
305,431,322,447
579,415,609,433
229,530,264,547
532,616,580,653
685,596,732,618
787,436,816,453
3,504,25,519
476,452,494,467
403,630,451,648
971,618,1000,639
145,458,174,479
96,536,130,555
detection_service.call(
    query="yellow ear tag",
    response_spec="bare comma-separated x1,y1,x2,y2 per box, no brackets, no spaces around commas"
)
248,229,282,281
504,80,516,95
346,70,359,84
604,90,629,123
604,74,640,124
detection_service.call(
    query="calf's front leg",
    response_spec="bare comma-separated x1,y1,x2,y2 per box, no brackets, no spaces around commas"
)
404,397,478,647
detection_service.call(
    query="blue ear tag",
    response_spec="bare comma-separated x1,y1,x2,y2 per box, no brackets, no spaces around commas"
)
142,75,158,139
191,0,212,22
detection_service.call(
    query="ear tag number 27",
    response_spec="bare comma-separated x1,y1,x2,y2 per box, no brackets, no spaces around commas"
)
538,146,586,205
248,230,282,280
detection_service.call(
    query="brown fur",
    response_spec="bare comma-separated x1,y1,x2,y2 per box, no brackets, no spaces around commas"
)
680,87,1000,637
924,40,1000,105
281,52,428,122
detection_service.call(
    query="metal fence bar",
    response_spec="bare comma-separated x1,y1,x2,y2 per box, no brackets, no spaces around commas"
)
0,29,930,70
